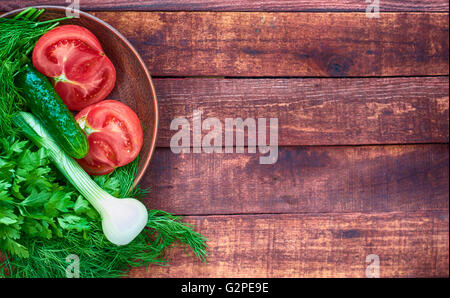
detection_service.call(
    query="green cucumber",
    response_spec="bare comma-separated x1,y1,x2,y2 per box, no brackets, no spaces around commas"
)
15,64,89,159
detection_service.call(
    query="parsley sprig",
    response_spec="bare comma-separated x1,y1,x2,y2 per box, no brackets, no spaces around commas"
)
0,137,95,258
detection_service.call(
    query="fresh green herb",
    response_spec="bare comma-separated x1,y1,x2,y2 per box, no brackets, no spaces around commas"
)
1,210,207,278
0,7,69,136
0,136,97,258
94,155,149,200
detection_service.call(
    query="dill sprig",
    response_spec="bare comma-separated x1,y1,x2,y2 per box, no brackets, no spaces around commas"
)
93,155,150,200
0,7,70,137
0,8,65,62
147,210,208,263
1,212,207,278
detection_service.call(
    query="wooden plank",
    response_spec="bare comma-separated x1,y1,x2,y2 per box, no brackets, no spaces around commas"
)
1,1,448,12
153,77,449,147
84,12,449,77
129,211,449,277
141,144,449,215
1,11,447,76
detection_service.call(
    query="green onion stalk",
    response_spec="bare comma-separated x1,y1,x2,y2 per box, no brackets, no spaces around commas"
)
13,112,149,246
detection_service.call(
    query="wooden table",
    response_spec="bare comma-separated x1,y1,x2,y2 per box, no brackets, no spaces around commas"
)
3,1,448,278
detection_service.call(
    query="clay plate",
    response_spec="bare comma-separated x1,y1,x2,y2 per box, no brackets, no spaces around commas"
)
1,6,159,188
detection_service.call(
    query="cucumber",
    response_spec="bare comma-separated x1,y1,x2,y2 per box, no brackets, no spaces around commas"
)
15,64,89,159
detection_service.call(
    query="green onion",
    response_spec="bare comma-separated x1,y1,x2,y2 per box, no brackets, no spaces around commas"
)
12,112,148,246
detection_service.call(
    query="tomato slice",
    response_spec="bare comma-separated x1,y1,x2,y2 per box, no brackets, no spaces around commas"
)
75,100,144,175
32,25,116,111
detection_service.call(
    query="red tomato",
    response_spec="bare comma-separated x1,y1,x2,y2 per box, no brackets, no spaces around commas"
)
75,100,143,175
32,25,116,111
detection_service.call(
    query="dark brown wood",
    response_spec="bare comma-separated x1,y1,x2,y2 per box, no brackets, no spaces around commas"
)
129,211,449,277
154,77,449,147
86,12,449,77
142,144,449,215
1,1,448,12
1,6,448,279
2,11,448,77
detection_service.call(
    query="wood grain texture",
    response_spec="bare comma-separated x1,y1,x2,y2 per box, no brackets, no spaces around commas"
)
83,12,449,77
2,1,448,11
129,211,449,277
1,5,447,279
142,145,449,215
153,77,449,147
